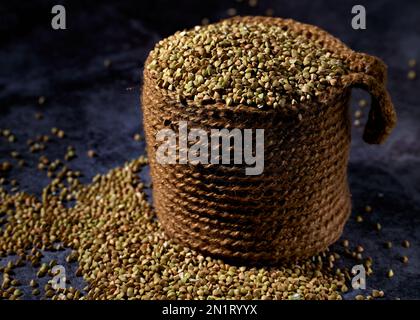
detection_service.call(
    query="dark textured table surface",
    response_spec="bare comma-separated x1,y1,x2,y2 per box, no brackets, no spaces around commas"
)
0,0,419,300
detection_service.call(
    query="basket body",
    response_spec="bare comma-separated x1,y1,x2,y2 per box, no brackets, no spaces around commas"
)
141,17,396,264
143,72,352,263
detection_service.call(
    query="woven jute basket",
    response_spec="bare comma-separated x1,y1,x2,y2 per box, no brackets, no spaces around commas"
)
141,16,397,264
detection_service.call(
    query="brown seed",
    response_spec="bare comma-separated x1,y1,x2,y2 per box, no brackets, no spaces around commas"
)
133,133,142,141
127,287,134,297
37,264,48,278
248,0,258,7
384,241,392,249
400,256,409,264
38,96,46,105
35,112,44,120
66,251,78,263
364,205,372,213
87,150,97,158
387,269,394,278
65,149,76,161
375,223,382,231
356,215,363,223
11,279,20,286
1,161,13,172
408,70,416,80
226,8,237,16
30,279,38,288
372,289,381,298
355,294,365,300
10,151,20,158
356,245,364,253
75,268,83,277
265,8,274,16
358,99,368,108
13,289,22,297
402,240,410,248
45,289,54,298
57,130,65,139
48,260,57,268
104,59,112,68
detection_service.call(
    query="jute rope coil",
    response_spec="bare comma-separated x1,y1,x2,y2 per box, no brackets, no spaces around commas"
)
141,16,397,264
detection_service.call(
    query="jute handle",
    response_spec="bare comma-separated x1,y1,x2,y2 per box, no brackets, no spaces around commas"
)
341,53,397,144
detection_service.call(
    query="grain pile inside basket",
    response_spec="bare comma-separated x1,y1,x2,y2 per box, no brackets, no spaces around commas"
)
147,19,348,108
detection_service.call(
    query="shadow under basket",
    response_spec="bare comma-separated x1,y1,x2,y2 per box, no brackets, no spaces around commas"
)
141,16,397,264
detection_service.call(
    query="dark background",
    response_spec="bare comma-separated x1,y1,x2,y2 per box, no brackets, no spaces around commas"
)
0,0,419,300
